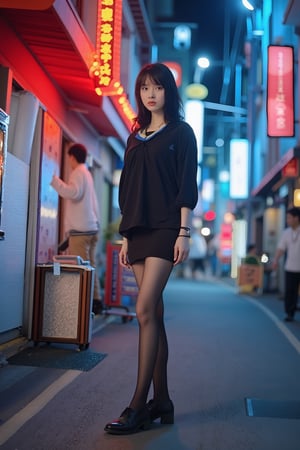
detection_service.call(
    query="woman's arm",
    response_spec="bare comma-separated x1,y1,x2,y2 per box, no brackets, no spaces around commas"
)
119,237,130,268
180,207,191,230
173,207,192,265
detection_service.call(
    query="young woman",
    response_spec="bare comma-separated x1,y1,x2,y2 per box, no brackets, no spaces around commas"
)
104,63,198,435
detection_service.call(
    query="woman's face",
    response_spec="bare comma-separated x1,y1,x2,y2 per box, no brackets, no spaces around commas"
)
140,76,165,114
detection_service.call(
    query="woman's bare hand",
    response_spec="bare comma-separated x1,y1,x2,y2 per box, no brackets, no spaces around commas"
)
173,236,190,265
119,239,130,268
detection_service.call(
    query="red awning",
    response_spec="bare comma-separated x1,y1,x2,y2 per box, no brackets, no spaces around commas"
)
251,146,300,197
0,2,152,140
0,0,54,9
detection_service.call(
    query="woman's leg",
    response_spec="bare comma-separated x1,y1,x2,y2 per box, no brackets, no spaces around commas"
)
151,298,171,403
130,257,173,411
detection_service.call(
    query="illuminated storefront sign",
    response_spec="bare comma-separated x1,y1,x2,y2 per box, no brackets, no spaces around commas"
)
282,158,299,177
219,223,232,264
90,0,123,96
267,46,294,137
88,0,136,126
229,139,249,199
294,189,300,207
185,99,204,185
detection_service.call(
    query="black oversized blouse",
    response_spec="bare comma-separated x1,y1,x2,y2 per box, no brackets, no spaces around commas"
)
118,121,198,238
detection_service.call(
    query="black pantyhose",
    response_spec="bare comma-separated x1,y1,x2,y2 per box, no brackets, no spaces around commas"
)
129,257,173,411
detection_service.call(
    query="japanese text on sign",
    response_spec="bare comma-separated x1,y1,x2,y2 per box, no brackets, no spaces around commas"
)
267,46,294,137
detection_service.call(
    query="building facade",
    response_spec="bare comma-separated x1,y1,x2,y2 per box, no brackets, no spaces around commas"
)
245,0,300,293
0,0,153,343
146,0,300,290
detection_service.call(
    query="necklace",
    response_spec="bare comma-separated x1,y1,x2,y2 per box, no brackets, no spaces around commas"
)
144,121,165,136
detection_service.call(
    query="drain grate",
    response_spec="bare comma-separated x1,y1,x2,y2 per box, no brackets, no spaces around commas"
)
245,398,300,419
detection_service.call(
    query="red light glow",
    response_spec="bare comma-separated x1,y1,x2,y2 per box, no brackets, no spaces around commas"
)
204,210,216,221
90,0,123,96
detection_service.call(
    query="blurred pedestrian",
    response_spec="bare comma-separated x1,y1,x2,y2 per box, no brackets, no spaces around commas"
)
243,244,260,265
189,228,207,279
104,63,198,435
272,207,300,322
51,143,103,315
207,233,219,276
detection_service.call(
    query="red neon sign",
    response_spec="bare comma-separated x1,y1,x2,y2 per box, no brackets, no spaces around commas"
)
90,0,123,96
163,61,182,87
267,46,294,137
219,223,232,263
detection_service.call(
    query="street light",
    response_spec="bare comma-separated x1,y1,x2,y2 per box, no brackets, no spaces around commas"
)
193,56,210,83
186,57,210,100
242,0,254,11
242,0,263,11
197,57,210,68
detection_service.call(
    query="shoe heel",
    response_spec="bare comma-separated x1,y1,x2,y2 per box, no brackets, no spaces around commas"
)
160,411,174,424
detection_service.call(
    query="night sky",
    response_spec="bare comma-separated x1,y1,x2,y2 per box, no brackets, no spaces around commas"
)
172,0,247,105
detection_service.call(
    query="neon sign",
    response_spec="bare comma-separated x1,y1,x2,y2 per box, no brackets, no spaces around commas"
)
90,0,123,96
267,46,294,137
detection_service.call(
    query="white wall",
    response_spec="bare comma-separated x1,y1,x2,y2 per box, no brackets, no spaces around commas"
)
0,153,29,334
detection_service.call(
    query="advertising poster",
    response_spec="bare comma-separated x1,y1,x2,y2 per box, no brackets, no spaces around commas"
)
36,112,61,263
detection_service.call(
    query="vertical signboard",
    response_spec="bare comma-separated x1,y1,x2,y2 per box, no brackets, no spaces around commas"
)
229,139,249,199
37,112,62,263
219,223,232,264
267,46,294,137
90,0,123,96
185,99,204,185
104,241,138,308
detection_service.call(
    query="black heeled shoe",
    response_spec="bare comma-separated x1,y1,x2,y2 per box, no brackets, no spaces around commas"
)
104,407,151,435
146,399,174,424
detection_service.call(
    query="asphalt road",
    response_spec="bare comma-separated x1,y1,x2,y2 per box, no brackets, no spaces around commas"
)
1,276,300,450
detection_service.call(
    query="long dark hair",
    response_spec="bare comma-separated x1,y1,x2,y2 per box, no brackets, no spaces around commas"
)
133,63,184,131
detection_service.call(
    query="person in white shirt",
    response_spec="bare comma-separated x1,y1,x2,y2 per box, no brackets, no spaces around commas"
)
272,207,300,322
188,229,207,279
51,143,103,314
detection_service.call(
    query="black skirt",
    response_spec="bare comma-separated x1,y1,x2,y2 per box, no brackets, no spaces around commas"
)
127,228,179,264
